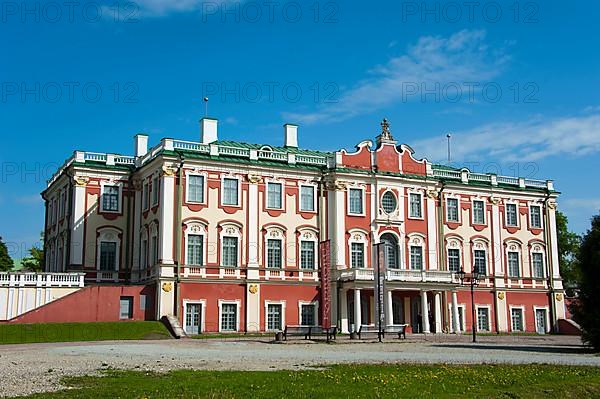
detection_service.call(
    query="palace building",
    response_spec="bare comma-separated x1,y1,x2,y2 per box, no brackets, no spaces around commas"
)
41,117,566,335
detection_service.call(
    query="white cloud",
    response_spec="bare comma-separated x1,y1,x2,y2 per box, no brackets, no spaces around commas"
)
134,0,237,17
561,198,600,212
14,194,43,205
411,112,600,163
284,30,508,125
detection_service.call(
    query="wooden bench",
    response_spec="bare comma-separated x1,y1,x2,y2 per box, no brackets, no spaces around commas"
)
311,326,338,341
385,324,407,339
357,324,381,339
283,325,312,340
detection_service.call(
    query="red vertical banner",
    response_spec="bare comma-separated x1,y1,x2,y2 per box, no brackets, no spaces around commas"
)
319,240,331,329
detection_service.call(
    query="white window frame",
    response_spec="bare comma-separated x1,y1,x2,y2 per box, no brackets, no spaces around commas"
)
472,198,486,225
186,171,208,204
298,228,318,270
408,234,426,270
530,244,546,279
182,299,206,335
264,300,286,331
381,190,398,215
184,222,207,267
149,222,159,266
348,230,368,269
140,228,148,270
505,201,519,227
265,180,284,210
347,186,366,216
142,181,150,211
408,191,424,219
299,183,317,212
510,306,526,332
218,300,241,332
446,238,462,272
445,195,460,223
100,182,122,213
472,240,488,276
220,224,242,268
506,242,522,278
475,305,492,332
298,301,319,326
151,175,160,207
59,189,66,218
221,175,241,207
448,303,467,333
529,204,543,229
96,228,121,271
264,227,285,269
533,306,550,334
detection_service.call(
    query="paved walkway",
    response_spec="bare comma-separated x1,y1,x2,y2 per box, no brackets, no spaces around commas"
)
0,334,596,397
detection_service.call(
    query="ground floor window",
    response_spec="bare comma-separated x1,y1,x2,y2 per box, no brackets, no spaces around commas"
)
300,303,316,326
221,303,238,332
511,308,524,332
267,303,283,331
477,307,490,331
119,296,133,319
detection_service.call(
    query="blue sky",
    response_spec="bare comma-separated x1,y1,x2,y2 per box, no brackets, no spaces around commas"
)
1,0,599,259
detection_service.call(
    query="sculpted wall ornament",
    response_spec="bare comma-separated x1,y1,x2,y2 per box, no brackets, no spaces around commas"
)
426,190,438,199
497,292,505,300
547,201,557,210
132,178,143,190
248,284,258,294
555,293,563,302
161,165,177,177
489,196,500,205
162,282,173,293
73,176,89,187
247,173,262,184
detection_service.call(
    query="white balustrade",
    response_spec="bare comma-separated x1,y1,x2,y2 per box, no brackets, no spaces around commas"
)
0,272,85,288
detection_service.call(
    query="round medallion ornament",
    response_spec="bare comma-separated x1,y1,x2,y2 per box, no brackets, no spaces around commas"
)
162,282,173,292
249,284,258,294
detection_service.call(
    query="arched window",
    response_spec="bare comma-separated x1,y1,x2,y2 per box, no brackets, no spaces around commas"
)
380,233,399,269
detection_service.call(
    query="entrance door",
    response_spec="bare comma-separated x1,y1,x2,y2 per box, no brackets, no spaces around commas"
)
535,309,547,334
185,303,202,335
361,295,369,325
411,296,422,333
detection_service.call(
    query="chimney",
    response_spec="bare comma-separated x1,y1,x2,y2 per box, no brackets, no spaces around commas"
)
200,117,218,144
134,134,148,157
284,124,298,148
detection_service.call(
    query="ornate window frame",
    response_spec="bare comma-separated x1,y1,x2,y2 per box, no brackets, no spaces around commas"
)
263,225,285,269
96,227,121,271
348,229,369,269
185,169,208,204
221,174,242,207
407,232,426,270
530,242,546,279
298,227,319,270
220,223,242,268
347,185,366,216
184,220,208,267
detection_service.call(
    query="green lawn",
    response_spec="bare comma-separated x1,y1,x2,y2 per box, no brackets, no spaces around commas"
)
0,321,171,345
24,364,600,398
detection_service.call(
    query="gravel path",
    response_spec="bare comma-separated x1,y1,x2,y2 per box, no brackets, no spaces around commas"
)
0,335,597,397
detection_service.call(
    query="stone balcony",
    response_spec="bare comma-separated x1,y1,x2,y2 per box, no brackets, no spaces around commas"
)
339,268,459,284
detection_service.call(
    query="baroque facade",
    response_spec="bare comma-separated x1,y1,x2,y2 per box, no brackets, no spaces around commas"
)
42,118,566,335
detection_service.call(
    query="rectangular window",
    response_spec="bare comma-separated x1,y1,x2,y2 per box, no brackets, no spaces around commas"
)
300,304,316,326
351,242,364,268
222,237,238,267
473,200,485,224
410,246,423,270
221,303,237,332
409,193,422,218
511,308,524,332
477,308,490,331
506,203,518,227
119,296,133,320
348,188,363,214
300,185,315,212
187,235,203,266
300,241,315,270
508,252,520,278
99,242,117,271
188,175,205,203
267,304,283,331
142,183,149,210
267,182,283,209
474,250,486,275
102,186,119,212
151,236,158,266
267,239,282,269
141,239,148,269
447,198,459,222
59,190,66,218
532,252,544,278
152,177,159,206
223,178,239,206
448,248,460,272
530,206,542,229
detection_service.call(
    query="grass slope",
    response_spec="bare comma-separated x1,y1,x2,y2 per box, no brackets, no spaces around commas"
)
25,364,600,398
0,321,171,345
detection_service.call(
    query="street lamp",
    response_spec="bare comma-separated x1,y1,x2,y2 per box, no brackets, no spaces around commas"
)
457,268,482,343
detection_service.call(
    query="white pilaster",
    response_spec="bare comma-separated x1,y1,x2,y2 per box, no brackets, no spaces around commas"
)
491,200,504,287
340,289,349,333
434,292,442,333
386,289,394,325
69,181,87,266
329,186,346,268
354,288,362,333
548,206,561,281
451,290,461,333
159,172,175,265
247,180,259,278
426,195,438,270
132,188,142,272
421,290,430,333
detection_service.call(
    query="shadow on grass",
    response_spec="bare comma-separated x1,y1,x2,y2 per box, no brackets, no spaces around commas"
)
433,343,595,355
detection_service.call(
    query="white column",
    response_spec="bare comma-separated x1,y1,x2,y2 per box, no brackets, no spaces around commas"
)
132,187,142,273
491,200,504,286
159,171,175,265
426,194,438,270
421,290,430,333
340,289,349,333
354,288,362,333
69,180,87,266
452,290,461,333
548,205,562,282
328,185,346,268
434,292,442,333
247,179,259,279
386,289,394,325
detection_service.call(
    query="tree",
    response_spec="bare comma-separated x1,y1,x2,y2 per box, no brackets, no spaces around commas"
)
21,233,45,272
556,211,582,295
0,236,14,271
573,214,600,350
